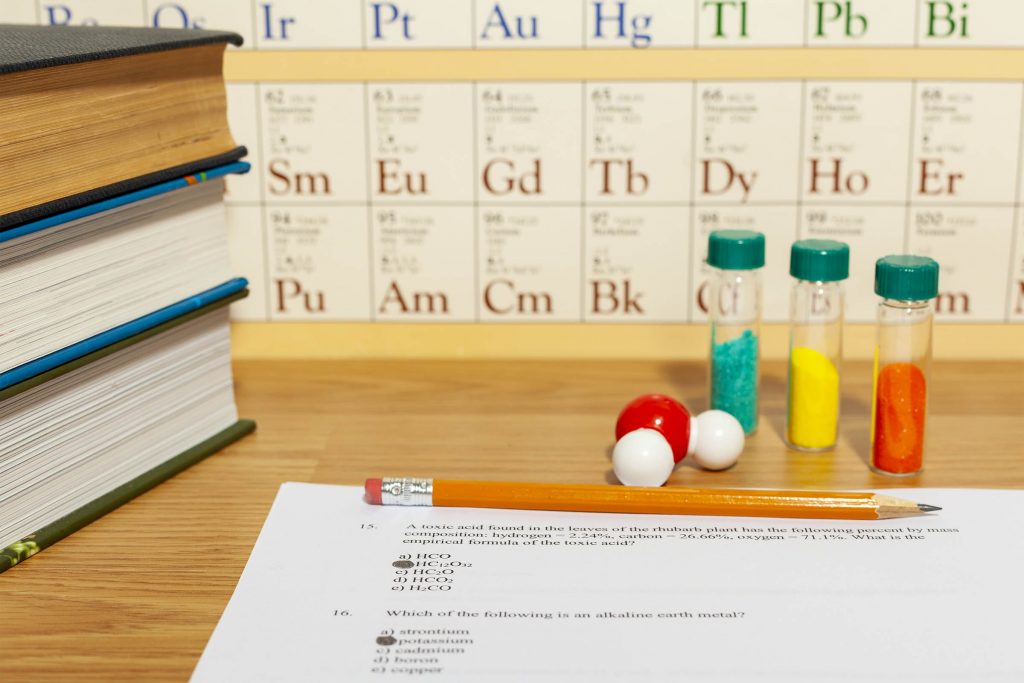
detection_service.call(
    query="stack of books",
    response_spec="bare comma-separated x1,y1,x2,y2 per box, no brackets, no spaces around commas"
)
0,25,254,572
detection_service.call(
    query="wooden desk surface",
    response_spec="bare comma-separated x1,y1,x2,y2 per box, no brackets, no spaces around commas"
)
2,359,1023,681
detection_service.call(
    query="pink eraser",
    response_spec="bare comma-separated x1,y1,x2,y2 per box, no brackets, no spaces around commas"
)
364,478,383,504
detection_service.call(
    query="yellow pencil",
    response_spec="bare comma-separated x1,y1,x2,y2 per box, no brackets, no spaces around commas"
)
364,478,940,520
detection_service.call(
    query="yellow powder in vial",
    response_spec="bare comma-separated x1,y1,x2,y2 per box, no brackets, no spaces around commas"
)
787,346,840,450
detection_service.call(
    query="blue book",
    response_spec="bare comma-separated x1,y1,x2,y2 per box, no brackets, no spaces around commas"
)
1,163,249,376
0,277,248,392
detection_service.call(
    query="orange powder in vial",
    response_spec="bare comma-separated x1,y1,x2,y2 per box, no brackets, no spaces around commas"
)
871,362,927,474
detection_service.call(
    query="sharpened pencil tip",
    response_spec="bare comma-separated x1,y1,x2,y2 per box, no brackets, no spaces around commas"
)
917,504,942,513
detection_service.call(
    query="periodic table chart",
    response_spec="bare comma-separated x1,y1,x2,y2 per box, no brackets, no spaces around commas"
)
6,1,1024,342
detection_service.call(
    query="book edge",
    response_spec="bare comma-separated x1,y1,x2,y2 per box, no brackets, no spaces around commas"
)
0,161,250,242
0,419,257,573
0,288,249,401
0,279,249,392
0,147,248,231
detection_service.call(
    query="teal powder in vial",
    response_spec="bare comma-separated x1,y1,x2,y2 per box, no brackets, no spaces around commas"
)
706,230,765,436
711,329,759,434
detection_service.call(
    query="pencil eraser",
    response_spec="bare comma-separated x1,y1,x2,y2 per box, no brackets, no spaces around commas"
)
364,478,383,504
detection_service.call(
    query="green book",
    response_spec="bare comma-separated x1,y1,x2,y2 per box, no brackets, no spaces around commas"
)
0,291,254,573
0,420,255,572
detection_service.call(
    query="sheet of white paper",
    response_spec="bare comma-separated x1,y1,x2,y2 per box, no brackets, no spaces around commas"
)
193,484,1024,682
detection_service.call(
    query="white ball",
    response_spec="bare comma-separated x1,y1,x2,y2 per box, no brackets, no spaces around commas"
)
691,410,745,471
612,428,676,487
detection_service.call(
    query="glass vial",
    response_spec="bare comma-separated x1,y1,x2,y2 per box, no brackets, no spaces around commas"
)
707,230,765,436
869,255,939,476
785,240,849,452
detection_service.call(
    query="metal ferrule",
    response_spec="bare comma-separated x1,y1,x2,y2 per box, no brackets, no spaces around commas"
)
381,478,434,506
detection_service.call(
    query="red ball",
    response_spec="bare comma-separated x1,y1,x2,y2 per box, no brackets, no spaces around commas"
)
615,394,692,463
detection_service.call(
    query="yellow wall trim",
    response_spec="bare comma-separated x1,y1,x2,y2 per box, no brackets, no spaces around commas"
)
231,323,1024,361
225,48,1024,82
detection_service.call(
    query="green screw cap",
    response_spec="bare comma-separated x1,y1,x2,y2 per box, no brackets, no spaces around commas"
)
707,230,765,271
790,239,850,282
874,255,939,301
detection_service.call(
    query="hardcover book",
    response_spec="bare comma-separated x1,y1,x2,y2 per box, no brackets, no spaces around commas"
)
0,163,248,375
0,24,245,229
0,284,254,572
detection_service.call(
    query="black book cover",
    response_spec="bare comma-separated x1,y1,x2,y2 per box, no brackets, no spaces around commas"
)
0,24,242,74
0,24,246,231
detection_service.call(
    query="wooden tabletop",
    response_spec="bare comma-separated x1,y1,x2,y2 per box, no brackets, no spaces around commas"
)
2,359,1023,681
